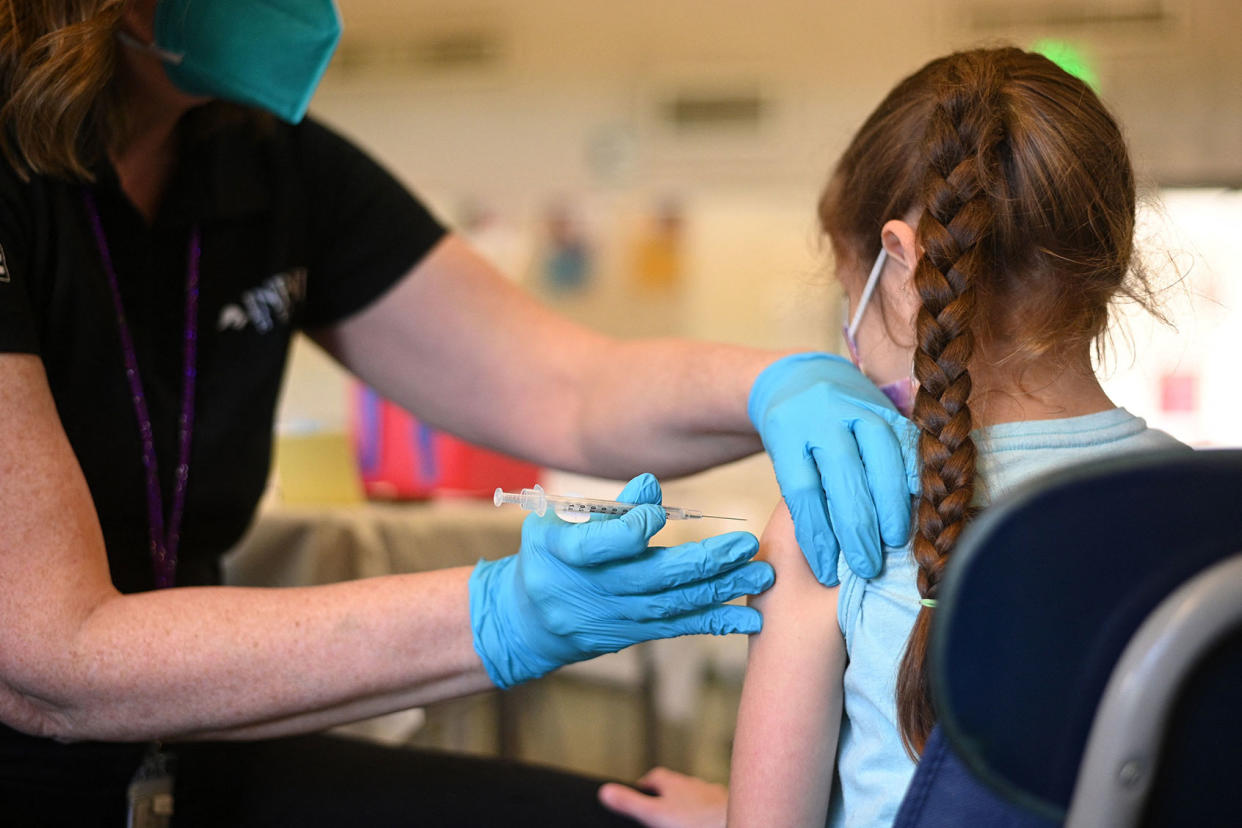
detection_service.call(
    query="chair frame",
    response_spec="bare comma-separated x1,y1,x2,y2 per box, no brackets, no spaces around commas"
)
1065,553,1242,828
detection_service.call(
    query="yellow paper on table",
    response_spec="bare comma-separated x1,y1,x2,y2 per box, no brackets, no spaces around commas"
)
274,431,364,504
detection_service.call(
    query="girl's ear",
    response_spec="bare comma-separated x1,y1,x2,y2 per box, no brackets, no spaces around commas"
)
880,219,918,270
880,219,921,328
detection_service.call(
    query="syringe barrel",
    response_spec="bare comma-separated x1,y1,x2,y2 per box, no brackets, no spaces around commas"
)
518,486,549,516
544,498,700,521
544,493,634,517
494,486,714,521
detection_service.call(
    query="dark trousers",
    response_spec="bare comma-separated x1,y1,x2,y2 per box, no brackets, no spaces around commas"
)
0,732,641,827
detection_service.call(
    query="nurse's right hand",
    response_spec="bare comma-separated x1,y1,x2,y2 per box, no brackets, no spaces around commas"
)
468,473,774,689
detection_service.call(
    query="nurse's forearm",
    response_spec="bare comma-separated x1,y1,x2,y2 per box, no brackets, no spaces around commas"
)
9,567,495,743
572,338,791,479
185,676,479,742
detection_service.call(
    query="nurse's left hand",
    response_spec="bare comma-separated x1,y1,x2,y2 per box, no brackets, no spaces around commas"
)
749,352,918,587
469,474,774,689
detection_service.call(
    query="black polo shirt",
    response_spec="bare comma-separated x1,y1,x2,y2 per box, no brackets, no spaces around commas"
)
0,113,446,594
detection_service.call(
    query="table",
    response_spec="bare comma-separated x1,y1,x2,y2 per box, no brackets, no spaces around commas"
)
223,499,526,587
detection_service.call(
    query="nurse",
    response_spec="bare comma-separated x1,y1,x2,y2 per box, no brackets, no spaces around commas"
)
0,1,910,825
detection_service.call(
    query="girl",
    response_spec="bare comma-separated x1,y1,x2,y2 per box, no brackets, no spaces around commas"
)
601,46,1184,828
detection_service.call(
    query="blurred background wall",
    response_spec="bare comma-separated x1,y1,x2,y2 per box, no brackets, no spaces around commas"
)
280,0,1241,450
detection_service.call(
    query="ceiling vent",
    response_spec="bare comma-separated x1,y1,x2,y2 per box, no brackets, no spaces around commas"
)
659,91,767,132
329,28,505,78
411,30,503,71
940,0,1189,59
963,0,1174,30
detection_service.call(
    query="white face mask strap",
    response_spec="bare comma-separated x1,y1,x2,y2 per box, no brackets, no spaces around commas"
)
847,247,888,340
116,30,185,65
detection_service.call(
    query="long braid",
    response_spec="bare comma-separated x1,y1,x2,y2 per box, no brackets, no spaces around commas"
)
821,46,1148,758
895,55,1007,756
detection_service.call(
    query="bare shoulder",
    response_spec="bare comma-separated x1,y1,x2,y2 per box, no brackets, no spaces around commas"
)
757,501,798,560
753,502,838,611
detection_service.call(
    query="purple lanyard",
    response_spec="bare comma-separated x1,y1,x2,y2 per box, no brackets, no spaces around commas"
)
82,191,200,589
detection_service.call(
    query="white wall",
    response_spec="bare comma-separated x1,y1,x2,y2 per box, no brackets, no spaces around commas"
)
1102,190,1242,447
276,1,1242,449
324,0,1242,188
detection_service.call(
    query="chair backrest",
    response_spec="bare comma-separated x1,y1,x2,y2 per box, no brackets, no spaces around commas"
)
925,448,1242,824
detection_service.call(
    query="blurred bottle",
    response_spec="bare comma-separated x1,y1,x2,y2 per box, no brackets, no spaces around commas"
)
352,384,541,500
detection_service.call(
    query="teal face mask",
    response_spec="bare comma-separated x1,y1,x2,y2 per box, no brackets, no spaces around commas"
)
138,0,343,124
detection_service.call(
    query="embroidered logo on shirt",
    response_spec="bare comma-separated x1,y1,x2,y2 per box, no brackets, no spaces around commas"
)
0,242,9,283
217,267,307,332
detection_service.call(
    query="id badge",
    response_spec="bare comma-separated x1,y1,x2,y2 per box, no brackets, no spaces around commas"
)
126,743,175,828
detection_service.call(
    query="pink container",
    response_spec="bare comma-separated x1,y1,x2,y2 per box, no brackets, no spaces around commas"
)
352,384,541,500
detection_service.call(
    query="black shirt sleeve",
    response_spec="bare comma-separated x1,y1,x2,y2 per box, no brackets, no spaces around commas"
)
0,159,40,355
293,118,448,329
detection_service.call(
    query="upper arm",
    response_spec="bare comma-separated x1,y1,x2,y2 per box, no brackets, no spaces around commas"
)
728,503,846,828
312,233,611,468
0,354,116,734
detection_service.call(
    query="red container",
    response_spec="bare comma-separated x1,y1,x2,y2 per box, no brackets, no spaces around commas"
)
352,385,541,500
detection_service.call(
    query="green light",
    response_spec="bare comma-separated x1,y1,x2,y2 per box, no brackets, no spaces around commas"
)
1032,39,1099,91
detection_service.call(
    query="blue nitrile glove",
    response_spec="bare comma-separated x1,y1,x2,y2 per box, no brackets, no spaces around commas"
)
749,352,919,586
469,473,775,689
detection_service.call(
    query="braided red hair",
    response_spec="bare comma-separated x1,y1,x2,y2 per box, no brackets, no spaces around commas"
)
819,47,1154,755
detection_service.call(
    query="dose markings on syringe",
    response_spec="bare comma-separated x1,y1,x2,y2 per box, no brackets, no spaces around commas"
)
560,503,630,516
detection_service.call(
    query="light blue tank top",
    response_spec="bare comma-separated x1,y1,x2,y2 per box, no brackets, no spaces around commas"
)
825,408,1185,828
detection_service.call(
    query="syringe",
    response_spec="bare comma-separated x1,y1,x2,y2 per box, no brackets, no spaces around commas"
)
494,484,744,521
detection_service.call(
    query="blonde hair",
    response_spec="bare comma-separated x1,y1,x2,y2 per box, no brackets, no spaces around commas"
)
0,0,128,180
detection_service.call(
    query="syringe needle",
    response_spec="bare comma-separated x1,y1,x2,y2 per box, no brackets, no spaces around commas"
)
700,514,746,521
